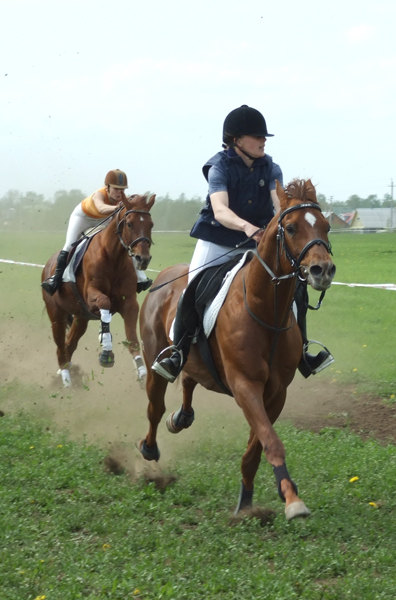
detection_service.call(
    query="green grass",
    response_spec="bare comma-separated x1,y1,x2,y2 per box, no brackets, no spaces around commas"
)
0,230,395,598
0,411,395,600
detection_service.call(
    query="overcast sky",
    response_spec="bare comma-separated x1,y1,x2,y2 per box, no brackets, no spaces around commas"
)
2,0,395,203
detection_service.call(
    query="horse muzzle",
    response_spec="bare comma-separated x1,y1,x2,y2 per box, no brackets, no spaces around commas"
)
133,253,152,270
300,260,336,291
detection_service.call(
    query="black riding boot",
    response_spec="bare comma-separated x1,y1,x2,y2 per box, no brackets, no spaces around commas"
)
41,250,69,296
295,280,334,378
152,282,199,383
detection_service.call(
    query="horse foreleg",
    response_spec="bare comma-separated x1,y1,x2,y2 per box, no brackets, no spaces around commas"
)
139,370,168,461
166,376,196,433
98,308,115,367
234,383,310,520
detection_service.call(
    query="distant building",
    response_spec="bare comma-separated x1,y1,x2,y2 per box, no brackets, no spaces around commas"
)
323,211,350,229
340,208,394,230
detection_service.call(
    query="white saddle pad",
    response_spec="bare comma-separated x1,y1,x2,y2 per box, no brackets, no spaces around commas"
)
203,251,251,337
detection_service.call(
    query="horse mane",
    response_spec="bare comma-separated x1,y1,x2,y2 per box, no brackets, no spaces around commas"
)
284,179,317,203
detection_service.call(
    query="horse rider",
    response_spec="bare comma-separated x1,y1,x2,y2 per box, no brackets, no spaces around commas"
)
41,169,153,296
152,105,334,382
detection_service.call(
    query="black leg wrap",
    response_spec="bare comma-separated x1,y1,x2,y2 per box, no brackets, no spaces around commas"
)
273,464,298,503
100,321,110,333
235,481,254,514
174,407,195,429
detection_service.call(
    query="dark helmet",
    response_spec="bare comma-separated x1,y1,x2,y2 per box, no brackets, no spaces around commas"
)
104,169,128,189
222,105,274,144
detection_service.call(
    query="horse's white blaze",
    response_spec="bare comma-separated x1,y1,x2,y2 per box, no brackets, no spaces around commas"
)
305,212,317,227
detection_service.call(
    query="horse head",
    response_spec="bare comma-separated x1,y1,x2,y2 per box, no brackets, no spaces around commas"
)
275,179,335,291
117,192,156,270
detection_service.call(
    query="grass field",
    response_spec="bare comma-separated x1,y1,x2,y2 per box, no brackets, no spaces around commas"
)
0,230,395,599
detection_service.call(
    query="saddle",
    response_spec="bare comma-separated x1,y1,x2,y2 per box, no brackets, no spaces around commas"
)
62,236,94,283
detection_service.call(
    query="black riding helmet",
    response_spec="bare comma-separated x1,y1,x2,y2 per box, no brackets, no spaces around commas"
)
222,105,274,146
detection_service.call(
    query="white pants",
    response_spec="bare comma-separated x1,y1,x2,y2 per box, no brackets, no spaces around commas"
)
62,204,148,282
187,239,245,284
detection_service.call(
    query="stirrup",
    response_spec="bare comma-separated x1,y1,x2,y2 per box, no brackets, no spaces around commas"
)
302,340,334,374
152,345,183,382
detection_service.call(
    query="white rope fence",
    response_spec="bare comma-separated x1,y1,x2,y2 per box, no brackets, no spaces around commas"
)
1,258,395,291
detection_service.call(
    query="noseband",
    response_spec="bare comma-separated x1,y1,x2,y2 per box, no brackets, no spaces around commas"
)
116,209,152,257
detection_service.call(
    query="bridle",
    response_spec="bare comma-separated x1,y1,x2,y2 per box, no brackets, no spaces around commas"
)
244,202,333,340
115,208,152,258
251,203,332,286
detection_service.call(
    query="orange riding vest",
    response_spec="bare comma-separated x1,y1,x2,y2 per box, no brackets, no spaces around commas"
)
81,187,112,219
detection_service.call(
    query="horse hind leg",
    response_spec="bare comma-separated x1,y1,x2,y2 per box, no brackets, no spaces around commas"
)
49,315,72,387
235,431,262,514
166,376,196,433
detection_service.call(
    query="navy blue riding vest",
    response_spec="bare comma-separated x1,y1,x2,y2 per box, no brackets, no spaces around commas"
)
190,148,277,248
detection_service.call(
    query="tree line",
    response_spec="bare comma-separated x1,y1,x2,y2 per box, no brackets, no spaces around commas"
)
0,188,394,232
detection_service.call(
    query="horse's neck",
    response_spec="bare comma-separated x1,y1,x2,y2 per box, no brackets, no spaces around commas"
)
244,233,296,323
100,221,124,257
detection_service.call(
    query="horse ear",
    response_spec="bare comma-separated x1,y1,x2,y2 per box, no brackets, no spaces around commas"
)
276,180,287,210
146,193,156,210
304,179,318,203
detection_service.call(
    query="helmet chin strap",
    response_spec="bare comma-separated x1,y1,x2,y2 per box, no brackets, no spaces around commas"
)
234,143,257,162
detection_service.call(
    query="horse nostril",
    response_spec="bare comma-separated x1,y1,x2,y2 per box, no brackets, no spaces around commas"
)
310,265,323,278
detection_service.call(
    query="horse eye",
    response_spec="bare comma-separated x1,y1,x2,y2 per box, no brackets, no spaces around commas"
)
285,224,296,235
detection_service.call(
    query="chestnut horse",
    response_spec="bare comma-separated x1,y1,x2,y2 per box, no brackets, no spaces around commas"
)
42,192,155,387
138,180,335,520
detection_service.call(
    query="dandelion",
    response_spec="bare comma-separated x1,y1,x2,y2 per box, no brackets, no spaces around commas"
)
34,596,46,600
29,445,35,450
352,368,358,372
369,502,378,508
349,476,359,483
57,444,63,448
133,589,141,596
102,543,111,551
362,344,367,348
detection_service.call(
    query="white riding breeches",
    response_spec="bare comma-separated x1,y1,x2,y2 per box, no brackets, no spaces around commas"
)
62,204,104,251
187,239,245,284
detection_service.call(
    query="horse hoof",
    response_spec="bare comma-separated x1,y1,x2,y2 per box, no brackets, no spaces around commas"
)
166,407,195,433
99,350,115,367
285,500,311,521
138,439,160,462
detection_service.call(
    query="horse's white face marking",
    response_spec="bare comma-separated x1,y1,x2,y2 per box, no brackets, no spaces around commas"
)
140,216,144,222
305,212,317,227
